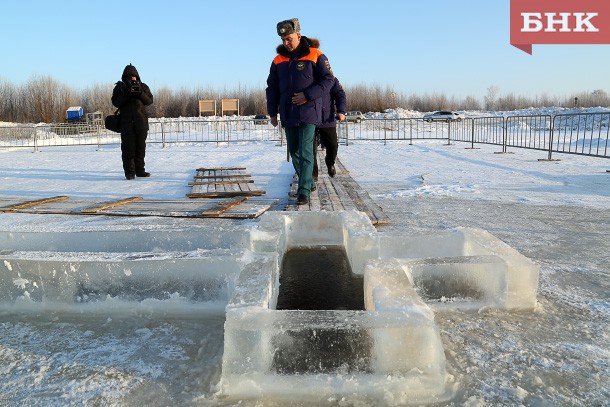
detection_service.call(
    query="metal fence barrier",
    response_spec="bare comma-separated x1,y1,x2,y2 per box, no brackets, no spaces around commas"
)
551,112,610,159
147,118,284,146
1,113,608,160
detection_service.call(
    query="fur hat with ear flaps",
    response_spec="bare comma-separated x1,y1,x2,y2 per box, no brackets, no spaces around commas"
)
276,18,300,36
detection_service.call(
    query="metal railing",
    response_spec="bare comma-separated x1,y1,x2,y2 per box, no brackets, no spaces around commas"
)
1,113,608,160
551,112,610,159
148,118,284,146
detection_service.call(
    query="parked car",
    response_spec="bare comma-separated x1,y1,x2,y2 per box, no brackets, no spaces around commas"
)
422,111,465,122
345,111,366,123
253,114,269,125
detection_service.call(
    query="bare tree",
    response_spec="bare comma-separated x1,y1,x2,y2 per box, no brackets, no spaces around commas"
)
1,75,609,123
23,75,78,123
484,86,499,111
591,89,609,106
82,83,114,116
0,79,18,122
462,95,482,110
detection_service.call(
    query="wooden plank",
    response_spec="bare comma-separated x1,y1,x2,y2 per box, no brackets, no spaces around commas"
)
188,180,254,186
217,199,277,219
285,173,299,211
80,197,143,213
0,196,272,219
338,176,390,225
316,150,344,211
281,153,390,224
188,167,265,198
329,176,357,211
226,178,235,194
328,156,390,224
334,157,350,175
196,167,246,171
201,196,248,216
1,196,69,211
316,177,332,211
319,150,349,211
309,185,321,211
93,199,244,218
322,176,344,211
194,174,251,179
186,190,265,198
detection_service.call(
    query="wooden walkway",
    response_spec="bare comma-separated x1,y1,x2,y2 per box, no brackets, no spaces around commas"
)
285,149,391,226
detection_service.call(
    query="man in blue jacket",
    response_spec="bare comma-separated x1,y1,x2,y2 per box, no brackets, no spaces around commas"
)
266,18,335,205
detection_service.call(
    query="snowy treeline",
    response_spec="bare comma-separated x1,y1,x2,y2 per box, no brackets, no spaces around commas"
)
0,75,608,123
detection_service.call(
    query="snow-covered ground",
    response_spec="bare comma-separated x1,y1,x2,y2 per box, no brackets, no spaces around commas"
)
0,110,609,405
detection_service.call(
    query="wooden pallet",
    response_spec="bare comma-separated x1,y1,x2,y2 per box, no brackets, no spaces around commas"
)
0,196,276,219
187,167,266,198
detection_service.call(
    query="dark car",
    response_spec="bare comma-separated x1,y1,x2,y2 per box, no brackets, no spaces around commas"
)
253,115,269,125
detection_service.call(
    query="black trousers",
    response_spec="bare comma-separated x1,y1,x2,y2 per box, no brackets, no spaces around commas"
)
120,129,147,176
313,126,338,178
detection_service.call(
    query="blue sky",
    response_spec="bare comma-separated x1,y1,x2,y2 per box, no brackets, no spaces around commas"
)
1,0,609,101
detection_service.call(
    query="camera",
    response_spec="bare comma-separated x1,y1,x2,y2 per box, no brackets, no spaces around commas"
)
129,80,141,93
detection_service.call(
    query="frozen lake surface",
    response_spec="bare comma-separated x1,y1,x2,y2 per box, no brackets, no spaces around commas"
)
0,140,608,405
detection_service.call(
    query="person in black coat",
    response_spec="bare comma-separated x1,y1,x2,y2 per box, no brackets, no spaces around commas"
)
313,76,346,180
111,64,153,180
308,39,346,180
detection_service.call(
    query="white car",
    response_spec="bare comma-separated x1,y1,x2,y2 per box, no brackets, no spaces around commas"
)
345,111,366,123
423,111,465,122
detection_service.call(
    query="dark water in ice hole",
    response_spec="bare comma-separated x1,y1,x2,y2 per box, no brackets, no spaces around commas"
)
274,247,372,374
276,247,364,311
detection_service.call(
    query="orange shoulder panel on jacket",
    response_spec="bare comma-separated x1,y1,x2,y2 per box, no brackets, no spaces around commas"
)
273,55,290,65
299,48,323,63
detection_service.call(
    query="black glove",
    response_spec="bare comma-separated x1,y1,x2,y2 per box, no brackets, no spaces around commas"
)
122,79,141,95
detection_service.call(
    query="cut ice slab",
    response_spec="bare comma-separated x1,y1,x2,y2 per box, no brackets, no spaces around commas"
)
377,227,540,310
220,308,450,404
0,251,242,307
220,212,453,404
220,212,539,403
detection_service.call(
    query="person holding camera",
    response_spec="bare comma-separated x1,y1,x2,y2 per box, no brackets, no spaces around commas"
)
111,64,153,180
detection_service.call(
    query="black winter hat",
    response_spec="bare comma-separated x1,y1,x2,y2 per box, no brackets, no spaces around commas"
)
122,64,140,81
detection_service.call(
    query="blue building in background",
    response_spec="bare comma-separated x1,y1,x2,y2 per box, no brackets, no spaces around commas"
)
66,106,84,123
